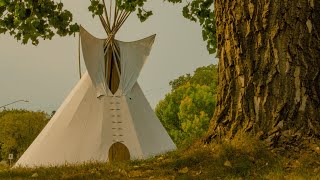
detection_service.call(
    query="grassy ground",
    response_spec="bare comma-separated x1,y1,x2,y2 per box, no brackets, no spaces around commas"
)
0,135,319,179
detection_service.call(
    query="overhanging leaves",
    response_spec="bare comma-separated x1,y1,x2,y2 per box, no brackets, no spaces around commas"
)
1,0,216,54
89,0,216,54
0,0,79,45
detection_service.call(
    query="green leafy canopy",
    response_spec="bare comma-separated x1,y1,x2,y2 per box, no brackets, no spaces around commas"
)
1,0,215,53
0,0,79,45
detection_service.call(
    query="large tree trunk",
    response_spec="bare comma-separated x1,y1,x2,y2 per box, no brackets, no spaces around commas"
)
207,0,320,148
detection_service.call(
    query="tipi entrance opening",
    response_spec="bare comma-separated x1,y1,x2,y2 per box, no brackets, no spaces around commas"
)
105,45,121,94
108,142,130,162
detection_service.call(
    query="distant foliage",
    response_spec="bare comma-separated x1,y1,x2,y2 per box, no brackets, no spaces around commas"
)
156,64,218,146
0,110,49,162
169,64,218,91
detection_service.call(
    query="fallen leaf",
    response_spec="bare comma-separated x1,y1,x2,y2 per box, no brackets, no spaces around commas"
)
178,167,189,174
224,160,232,167
119,169,128,176
196,170,202,175
249,156,255,161
145,170,152,174
129,170,142,177
31,173,39,178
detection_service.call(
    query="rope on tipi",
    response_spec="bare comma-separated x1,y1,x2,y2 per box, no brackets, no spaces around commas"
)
78,32,82,79
78,0,132,79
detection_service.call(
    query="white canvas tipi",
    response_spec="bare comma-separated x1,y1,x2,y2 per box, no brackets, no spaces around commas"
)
15,1,176,167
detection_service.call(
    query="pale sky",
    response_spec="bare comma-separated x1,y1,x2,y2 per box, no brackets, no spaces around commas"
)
0,0,217,112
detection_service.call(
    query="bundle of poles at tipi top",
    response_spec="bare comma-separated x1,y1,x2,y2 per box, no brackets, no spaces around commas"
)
79,0,134,92
98,0,131,48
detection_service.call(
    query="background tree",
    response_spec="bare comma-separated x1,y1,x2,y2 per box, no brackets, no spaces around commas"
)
170,64,218,91
206,0,320,150
156,64,217,146
0,110,49,162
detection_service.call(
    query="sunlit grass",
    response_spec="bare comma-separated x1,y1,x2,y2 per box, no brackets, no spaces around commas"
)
0,134,319,179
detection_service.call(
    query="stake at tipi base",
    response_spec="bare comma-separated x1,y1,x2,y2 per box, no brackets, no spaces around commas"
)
14,0,176,167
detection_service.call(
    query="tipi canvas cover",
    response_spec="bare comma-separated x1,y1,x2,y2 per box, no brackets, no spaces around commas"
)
14,26,176,167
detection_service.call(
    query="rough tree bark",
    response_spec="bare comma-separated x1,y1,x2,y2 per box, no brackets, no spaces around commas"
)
207,0,320,149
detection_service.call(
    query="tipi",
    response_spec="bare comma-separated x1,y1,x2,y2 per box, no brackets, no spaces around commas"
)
15,0,176,167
